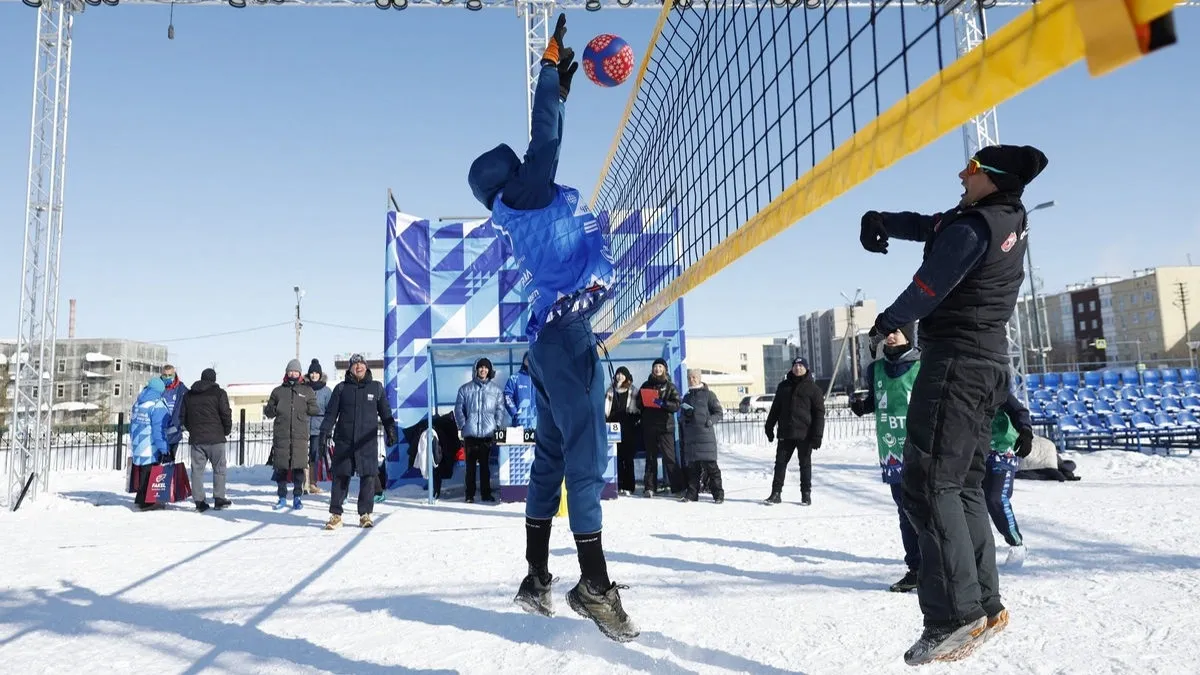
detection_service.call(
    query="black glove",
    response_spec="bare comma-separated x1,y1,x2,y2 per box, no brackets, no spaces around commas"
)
558,50,578,101
860,210,888,254
811,440,821,450
867,324,885,356
1015,427,1034,458
540,13,568,67
384,425,398,448
765,425,775,443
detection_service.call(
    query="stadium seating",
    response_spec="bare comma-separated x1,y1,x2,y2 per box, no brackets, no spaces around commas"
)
1025,367,1199,454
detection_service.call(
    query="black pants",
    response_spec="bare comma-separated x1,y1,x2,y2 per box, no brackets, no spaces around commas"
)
615,428,638,493
330,474,378,516
643,429,681,493
891,482,921,572
687,460,723,500
463,437,494,500
276,469,304,500
900,346,1008,628
771,439,812,493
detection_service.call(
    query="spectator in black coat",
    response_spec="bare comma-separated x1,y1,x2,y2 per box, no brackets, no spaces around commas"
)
679,369,724,503
180,368,233,512
635,357,682,497
764,356,825,505
319,354,398,529
604,366,640,495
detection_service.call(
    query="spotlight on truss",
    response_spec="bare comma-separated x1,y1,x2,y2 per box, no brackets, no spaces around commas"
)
22,0,41,7
585,0,600,9
394,0,408,7
467,0,482,9
228,0,246,7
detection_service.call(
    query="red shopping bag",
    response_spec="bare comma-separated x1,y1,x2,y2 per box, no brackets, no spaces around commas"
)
170,462,192,502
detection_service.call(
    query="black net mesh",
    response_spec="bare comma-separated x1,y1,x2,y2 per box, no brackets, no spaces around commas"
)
592,1,967,338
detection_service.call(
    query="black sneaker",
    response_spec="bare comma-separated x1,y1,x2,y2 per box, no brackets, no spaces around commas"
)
514,568,556,617
889,569,919,593
763,491,781,505
566,579,639,643
903,617,987,665
713,493,725,504
195,501,210,513
800,492,811,506
213,498,232,510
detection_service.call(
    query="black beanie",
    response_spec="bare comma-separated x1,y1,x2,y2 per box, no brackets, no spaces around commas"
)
201,368,217,382
475,357,494,380
973,144,1048,193
652,358,668,370
308,359,323,376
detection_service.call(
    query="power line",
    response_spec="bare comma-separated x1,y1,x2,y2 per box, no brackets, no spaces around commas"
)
306,320,382,333
150,321,293,343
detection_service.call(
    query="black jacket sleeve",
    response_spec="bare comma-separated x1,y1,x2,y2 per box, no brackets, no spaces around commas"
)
319,384,341,438
219,389,233,437
1000,391,1033,430
880,211,940,242
661,381,681,413
876,218,990,334
808,385,826,447
765,386,782,432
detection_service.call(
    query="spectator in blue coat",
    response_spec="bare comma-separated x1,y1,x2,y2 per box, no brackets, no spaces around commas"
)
305,358,333,494
130,377,170,510
504,352,538,429
455,357,507,503
159,364,189,461
466,13,634,642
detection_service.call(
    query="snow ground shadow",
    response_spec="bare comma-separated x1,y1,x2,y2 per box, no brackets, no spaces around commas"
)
56,490,332,529
388,499,526,520
347,593,806,675
651,533,898,567
552,547,881,591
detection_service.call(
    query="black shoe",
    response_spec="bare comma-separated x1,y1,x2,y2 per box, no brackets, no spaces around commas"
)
514,567,556,617
466,496,475,504
763,491,781,505
903,617,987,665
213,498,232,510
566,579,639,643
642,490,653,498
889,569,919,593
195,501,210,513
713,493,725,504
801,492,811,506
483,494,497,503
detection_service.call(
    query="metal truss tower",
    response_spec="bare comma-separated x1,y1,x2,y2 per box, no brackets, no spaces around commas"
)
7,0,75,509
951,1,1030,404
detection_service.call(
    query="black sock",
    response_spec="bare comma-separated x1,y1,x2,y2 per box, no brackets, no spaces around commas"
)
574,531,611,589
525,517,552,574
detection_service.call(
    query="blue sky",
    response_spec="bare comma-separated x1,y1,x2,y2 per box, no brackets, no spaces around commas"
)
0,5,1196,384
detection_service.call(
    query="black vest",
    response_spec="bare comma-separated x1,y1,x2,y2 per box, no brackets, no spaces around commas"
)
918,193,1027,362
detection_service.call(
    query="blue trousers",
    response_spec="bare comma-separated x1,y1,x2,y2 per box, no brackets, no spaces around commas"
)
891,481,921,571
984,455,1022,547
525,312,608,534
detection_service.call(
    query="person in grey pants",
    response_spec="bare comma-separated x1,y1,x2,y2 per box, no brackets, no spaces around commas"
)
180,368,233,512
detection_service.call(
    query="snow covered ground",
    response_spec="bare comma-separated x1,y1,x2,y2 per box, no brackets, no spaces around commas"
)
2,438,1199,674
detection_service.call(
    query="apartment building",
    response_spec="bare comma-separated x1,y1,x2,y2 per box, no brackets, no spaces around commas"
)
797,299,877,389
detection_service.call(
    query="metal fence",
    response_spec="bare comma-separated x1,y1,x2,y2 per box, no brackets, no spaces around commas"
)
0,405,873,477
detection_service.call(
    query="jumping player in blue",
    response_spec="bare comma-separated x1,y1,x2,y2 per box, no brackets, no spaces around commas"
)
467,13,637,642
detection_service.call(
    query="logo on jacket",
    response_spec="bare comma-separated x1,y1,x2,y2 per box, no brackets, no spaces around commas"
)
1001,232,1017,253
367,394,375,401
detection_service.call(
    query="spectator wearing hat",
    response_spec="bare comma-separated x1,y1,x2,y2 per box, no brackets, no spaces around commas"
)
679,368,724,503
454,357,507,503
305,358,333,494
180,368,233,512
265,358,320,510
635,357,682,497
858,143,1048,664
763,355,825,506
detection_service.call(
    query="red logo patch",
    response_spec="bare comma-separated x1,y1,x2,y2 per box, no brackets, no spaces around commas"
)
1001,232,1017,253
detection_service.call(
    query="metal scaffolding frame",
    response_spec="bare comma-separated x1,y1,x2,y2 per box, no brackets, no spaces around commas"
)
3,0,1191,507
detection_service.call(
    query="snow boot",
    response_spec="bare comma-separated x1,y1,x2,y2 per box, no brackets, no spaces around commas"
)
195,501,210,513
514,566,557,617
293,497,303,510
763,491,781,505
642,489,653,498
213,498,232,510
889,570,919,593
273,497,288,510
323,514,342,530
566,579,639,643
360,513,374,528
800,491,811,506
713,491,725,504
902,617,987,666
935,610,1009,663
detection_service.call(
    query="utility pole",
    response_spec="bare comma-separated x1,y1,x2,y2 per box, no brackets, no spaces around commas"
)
293,286,305,361
1174,281,1196,369
1025,200,1055,373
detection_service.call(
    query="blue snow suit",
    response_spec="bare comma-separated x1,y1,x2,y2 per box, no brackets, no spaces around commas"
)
130,382,170,466
504,354,539,428
466,63,614,534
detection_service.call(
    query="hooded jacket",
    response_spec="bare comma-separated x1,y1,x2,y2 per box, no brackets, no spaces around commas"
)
455,359,507,439
765,370,825,445
680,383,723,462
264,377,320,471
320,367,398,478
130,382,170,467
180,377,232,446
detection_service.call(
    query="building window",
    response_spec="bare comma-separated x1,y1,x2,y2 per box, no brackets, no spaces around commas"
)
739,353,747,362
1091,319,1098,329
115,358,122,372
1146,309,1156,322
1079,321,1086,331
1133,313,1140,324
81,383,90,397
113,383,121,397
1089,300,1096,312
57,359,65,373
55,383,64,399
740,364,748,372
1077,303,1084,313
1144,291,1154,303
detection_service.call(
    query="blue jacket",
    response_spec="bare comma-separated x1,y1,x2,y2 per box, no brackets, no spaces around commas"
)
455,376,507,439
308,377,333,437
467,64,614,341
504,365,538,428
162,380,188,446
130,386,170,466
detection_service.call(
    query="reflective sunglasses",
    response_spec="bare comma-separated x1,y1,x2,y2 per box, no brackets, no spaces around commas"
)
967,156,1007,176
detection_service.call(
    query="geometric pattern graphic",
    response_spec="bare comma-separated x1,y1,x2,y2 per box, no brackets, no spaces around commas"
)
384,208,687,489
